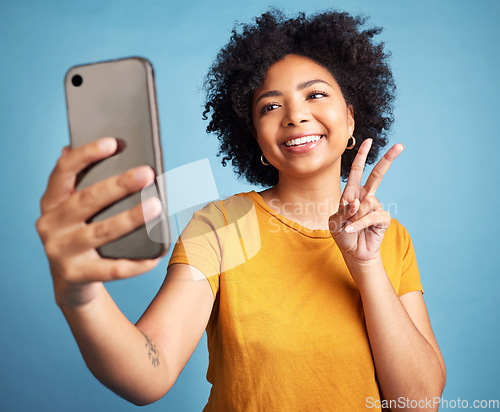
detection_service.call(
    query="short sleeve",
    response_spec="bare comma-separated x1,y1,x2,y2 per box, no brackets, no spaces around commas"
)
168,201,226,298
397,223,424,296
168,194,262,300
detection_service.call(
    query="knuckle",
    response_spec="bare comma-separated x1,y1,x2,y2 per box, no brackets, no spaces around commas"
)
82,142,99,159
35,216,48,238
55,155,68,173
116,172,128,189
109,262,127,280
36,215,57,242
374,210,390,224
57,261,73,281
78,185,97,205
44,239,62,259
358,198,368,210
384,151,395,161
117,170,138,192
58,260,84,284
92,221,112,240
358,199,370,213
370,168,383,180
350,164,363,173
367,195,381,208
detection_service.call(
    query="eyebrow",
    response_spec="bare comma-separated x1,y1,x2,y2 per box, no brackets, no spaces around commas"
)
255,79,332,105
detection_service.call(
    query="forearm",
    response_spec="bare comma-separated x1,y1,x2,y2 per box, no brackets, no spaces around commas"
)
60,283,172,406
347,257,445,410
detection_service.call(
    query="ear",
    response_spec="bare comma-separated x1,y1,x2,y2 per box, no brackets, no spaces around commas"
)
347,104,355,136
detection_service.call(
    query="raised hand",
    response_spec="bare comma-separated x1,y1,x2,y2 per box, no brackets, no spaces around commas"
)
36,138,163,309
329,138,404,262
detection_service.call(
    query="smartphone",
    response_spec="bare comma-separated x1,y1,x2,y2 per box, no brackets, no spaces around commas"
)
65,57,170,259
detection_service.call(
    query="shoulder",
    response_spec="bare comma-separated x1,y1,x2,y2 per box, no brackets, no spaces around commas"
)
179,192,261,267
220,192,257,220
197,192,256,219
188,192,256,227
381,218,413,253
385,218,411,239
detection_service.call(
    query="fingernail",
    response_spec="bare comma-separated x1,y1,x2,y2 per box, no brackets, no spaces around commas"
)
98,137,116,152
142,197,162,220
345,225,355,233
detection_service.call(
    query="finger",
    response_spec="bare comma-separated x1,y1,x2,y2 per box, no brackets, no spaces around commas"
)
41,138,118,214
348,195,383,224
344,210,391,234
64,196,163,254
364,143,404,196
345,138,373,189
69,255,162,283
58,165,156,225
329,198,359,234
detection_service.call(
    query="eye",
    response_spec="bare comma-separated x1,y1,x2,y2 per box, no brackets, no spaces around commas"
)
307,91,329,100
261,102,281,114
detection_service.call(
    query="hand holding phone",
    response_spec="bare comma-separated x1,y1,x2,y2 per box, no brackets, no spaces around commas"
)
36,138,163,308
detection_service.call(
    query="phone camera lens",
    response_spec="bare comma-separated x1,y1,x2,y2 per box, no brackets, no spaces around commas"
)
72,75,83,87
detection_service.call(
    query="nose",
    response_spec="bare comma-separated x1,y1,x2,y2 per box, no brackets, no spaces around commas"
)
281,100,312,127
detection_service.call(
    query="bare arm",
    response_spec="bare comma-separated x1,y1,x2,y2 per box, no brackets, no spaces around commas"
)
329,139,445,410
347,258,445,410
36,139,214,405
136,263,215,388
60,264,214,406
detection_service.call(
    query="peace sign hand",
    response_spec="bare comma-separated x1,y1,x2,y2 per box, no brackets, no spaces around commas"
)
328,139,404,262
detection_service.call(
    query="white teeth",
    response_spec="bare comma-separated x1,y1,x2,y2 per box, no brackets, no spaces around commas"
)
285,135,322,147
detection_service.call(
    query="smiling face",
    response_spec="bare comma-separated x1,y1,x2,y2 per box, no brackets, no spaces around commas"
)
252,54,355,181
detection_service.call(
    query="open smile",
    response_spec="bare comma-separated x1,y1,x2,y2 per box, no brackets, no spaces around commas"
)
281,134,325,154
284,134,325,147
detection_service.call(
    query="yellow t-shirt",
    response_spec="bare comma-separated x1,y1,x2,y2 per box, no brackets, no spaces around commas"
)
168,191,423,411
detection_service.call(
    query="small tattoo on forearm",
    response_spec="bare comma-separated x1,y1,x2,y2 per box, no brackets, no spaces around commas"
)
141,331,160,367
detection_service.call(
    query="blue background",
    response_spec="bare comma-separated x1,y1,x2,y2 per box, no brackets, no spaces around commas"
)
1,0,499,410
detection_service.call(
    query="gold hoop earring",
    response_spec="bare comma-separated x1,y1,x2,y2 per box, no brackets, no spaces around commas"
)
261,154,270,166
346,135,356,150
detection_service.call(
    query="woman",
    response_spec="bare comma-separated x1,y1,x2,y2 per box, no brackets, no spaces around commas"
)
36,10,445,411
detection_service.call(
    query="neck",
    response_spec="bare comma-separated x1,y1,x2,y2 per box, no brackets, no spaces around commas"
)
260,163,343,230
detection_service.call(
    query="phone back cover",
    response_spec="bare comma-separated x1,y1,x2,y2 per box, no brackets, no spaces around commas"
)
65,57,169,259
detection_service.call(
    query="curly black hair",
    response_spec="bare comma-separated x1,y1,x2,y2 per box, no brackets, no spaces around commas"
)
203,9,395,187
